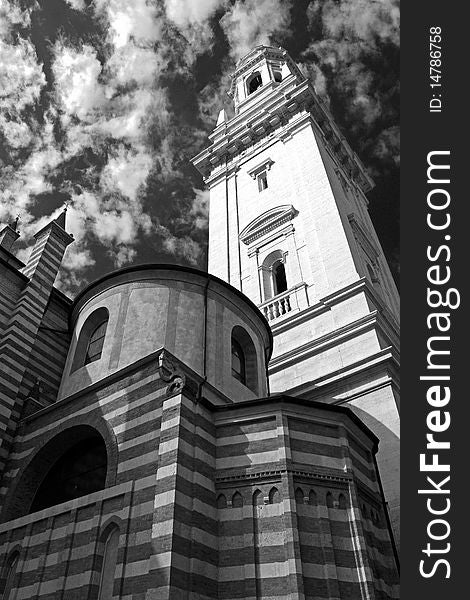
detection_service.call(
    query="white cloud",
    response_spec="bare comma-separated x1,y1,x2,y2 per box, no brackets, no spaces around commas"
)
0,0,34,39
165,0,225,28
220,0,292,61
0,36,45,155
95,0,162,48
0,117,62,223
64,0,87,11
100,145,152,202
52,43,105,125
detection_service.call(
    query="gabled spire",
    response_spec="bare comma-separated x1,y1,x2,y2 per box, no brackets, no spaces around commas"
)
55,205,68,230
10,214,20,232
0,216,20,252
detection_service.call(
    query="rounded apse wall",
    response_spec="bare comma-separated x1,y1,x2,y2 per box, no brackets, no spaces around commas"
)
59,264,272,402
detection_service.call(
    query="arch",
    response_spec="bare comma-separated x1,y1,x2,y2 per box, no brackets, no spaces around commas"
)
253,489,264,506
273,260,287,295
269,487,281,504
338,493,348,509
72,307,109,372
295,487,304,504
232,491,243,508
231,326,258,393
362,504,368,518
272,70,282,83
30,433,107,513
4,424,111,520
261,250,288,301
231,338,246,384
0,551,19,599
326,492,334,508
247,71,263,95
97,523,120,600
217,494,227,509
308,490,317,506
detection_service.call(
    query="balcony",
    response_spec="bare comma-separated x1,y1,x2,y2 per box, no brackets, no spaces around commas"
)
259,283,309,322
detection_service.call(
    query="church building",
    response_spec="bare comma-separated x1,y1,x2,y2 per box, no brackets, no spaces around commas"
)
0,46,399,599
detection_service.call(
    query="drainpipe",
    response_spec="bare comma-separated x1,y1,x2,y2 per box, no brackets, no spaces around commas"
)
197,276,211,401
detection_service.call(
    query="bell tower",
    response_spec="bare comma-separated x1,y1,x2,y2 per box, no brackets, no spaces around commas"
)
192,46,400,546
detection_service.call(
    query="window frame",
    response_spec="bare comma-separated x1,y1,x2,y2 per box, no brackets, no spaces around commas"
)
231,338,246,385
257,171,268,192
84,320,107,365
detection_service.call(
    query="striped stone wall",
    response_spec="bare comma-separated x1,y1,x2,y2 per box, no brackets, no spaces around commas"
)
0,349,398,599
0,219,73,476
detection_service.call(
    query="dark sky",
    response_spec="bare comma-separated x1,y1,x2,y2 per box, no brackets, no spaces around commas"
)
0,0,399,296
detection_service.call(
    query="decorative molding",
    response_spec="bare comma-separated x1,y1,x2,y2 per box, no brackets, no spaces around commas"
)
247,157,274,179
215,467,352,484
240,205,297,245
348,213,380,263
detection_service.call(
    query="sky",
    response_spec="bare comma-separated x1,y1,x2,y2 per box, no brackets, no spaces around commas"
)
0,0,399,296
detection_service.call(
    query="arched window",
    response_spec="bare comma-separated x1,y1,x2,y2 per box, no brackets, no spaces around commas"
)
338,493,348,509
217,494,227,509
1,551,19,600
273,70,282,83
326,492,334,508
231,338,246,385
253,489,264,506
295,487,304,504
269,487,281,504
30,434,107,513
272,260,287,295
261,250,288,301
72,307,109,372
232,492,243,508
231,326,258,393
308,490,317,506
98,525,120,600
247,72,263,94
85,320,107,365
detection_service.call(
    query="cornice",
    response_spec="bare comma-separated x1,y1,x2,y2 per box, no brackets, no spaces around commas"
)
192,80,374,193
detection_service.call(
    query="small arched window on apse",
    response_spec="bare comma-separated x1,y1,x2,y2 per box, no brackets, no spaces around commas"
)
261,250,288,301
272,69,282,83
308,490,317,506
97,524,120,600
232,491,243,508
269,487,281,504
217,494,227,509
71,307,109,372
253,489,264,506
247,71,263,95
231,338,246,385
231,326,259,393
1,551,19,600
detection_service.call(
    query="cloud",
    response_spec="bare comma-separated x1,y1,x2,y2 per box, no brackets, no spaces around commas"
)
220,0,293,61
165,0,225,28
190,188,209,231
52,43,105,125
0,8,46,157
95,0,162,48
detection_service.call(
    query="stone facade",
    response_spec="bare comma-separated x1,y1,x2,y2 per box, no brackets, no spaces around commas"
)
0,45,399,599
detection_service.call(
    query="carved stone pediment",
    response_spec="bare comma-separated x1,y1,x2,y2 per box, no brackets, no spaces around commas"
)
239,205,297,245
